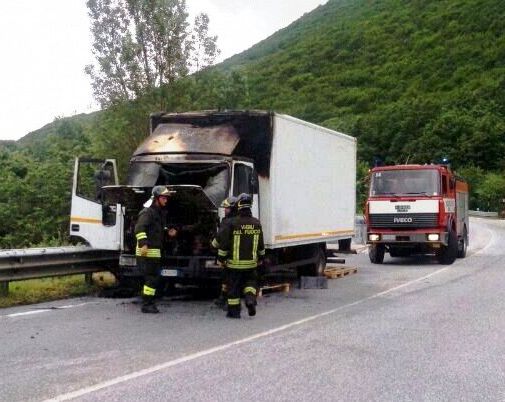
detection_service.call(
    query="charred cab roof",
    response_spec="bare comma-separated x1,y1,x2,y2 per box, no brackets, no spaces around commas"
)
133,110,273,177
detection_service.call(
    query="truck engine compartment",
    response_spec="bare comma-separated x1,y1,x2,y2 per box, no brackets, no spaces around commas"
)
106,162,227,259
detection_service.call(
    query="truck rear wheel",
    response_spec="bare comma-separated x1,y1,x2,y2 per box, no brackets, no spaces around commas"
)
369,244,385,264
298,246,326,277
457,227,468,259
437,229,458,264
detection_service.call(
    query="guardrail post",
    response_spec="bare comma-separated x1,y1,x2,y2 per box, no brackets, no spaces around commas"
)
0,281,9,297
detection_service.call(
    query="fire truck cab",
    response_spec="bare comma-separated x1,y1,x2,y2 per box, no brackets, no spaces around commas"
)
365,164,469,265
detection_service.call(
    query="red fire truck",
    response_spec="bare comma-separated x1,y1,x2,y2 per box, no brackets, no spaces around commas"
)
365,164,469,264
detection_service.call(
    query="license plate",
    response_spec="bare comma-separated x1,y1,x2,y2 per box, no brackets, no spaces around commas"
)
382,234,396,241
160,269,178,277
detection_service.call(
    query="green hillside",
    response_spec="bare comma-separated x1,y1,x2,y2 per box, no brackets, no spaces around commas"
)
2,0,505,247
220,0,505,170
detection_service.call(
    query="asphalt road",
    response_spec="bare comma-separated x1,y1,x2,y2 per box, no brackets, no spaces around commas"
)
0,217,504,401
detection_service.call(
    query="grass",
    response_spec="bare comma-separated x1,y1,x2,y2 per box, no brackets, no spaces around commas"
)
0,275,97,308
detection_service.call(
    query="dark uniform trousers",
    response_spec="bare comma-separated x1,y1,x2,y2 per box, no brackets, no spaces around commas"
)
214,212,265,317
134,204,167,306
137,256,163,305
226,268,258,316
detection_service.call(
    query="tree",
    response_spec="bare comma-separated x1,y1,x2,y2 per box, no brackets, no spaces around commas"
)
189,13,219,72
475,173,505,212
85,0,219,107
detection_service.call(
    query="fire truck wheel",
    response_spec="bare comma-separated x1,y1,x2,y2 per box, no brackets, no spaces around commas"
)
436,229,458,264
369,244,385,264
457,227,468,258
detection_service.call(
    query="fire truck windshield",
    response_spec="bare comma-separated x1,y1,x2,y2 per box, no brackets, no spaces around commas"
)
370,169,440,197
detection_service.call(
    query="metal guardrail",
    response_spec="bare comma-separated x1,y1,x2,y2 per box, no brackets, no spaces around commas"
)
0,246,119,296
468,210,499,218
5,210,490,297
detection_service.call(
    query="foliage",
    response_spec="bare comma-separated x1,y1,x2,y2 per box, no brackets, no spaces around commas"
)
474,173,505,212
356,160,370,213
0,275,94,308
85,0,219,107
0,119,91,248
217,0,505,174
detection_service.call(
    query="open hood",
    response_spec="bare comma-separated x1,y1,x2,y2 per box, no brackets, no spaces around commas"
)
102,185,218,211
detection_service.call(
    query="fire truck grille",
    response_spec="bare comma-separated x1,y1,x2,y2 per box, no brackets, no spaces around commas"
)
368,213,438,228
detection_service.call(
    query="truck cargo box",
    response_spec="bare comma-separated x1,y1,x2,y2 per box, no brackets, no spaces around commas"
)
261,114,356,248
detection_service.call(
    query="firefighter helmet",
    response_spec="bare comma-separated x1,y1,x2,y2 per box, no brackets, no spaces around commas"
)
236,193,253,210
221,196,238,209
151,185,173,198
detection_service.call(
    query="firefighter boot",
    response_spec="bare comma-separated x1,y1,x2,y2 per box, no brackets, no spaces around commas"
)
245,293,256,317
226,301,241,319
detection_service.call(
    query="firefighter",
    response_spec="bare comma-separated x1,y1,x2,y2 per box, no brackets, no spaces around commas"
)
212,196,238,308
135,185,175,314
214,193,265,319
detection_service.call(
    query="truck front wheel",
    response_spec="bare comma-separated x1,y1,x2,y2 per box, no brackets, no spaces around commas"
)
457,227,468,259
436,229,458,264
369,244,385,264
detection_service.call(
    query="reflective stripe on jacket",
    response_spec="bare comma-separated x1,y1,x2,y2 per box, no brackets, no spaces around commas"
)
134,204,166,259
215,213,265,269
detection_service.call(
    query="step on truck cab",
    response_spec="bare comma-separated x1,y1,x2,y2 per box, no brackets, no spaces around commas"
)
365,164,469,264
70,111,357,286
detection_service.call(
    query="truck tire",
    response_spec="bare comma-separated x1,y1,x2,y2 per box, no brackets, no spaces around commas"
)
437,229,458,264
369,244,385,264
299,246,326,277
457,227,468,259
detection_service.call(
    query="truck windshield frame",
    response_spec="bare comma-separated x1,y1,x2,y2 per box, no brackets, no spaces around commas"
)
370,169,440,197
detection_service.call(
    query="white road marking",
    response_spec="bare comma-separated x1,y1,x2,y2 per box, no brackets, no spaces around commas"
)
470,224,495,256
44,267,452,402
6,309,52,318
1,302,97,319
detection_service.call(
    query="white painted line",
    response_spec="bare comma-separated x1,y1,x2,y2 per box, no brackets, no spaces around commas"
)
470,224,495,256
6,309,52,318
58,302,95,309
44,266,451,402
1,302,98,319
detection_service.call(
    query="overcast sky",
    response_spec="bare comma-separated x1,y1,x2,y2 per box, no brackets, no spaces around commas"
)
0,0,326,141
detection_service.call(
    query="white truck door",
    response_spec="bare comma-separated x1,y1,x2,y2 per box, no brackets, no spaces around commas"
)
69,158,122,250
231,161,259,218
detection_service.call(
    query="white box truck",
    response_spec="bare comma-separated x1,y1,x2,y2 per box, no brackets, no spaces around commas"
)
70,111,356,285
